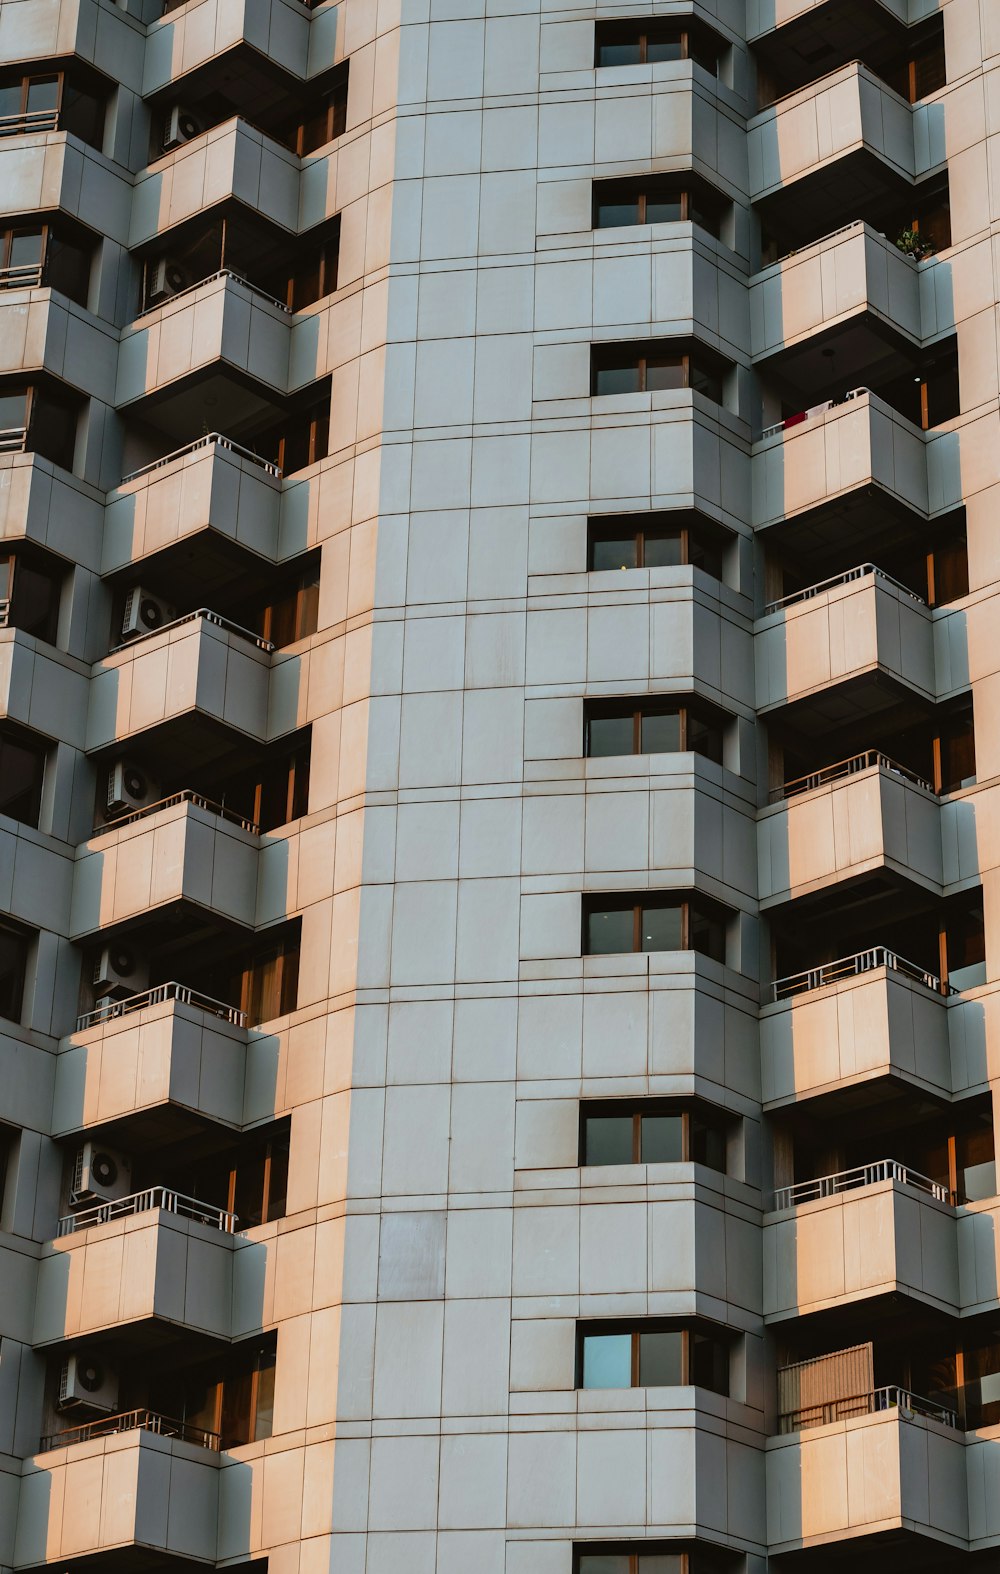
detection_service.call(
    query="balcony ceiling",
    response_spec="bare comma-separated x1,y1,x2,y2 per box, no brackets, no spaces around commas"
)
765,671,929,740
756,149,912,254
757,315,919,410
754,0,905,87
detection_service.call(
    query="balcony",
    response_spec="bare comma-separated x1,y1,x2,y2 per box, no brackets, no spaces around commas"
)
748,62,915,209
760,952,953,1108
51,982,249,1139
758,752,942,906
752,387,928,540
32,1189,242,1346
70,793,260,939
0,627,90,748
103,431,281,578
130,119,300,249
0,287,118,405
116,271,292,409
766,1403,968,1555
15,1419,221,1568
0,451,104,567
0,134,132,245
746,0,908,44
764,1165,959,1322
0,0,144,84
142,0,312,96
755,562,935,714
86,608,273,755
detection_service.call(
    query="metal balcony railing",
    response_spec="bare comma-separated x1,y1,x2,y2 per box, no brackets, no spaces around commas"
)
0,425,28,454
763,562,926,616
59,1185,237,1235
136,268,292,319
0,261,44,290
774,1159,951,1212
0,108,59,138
770,750,934,803
120,432,281,484
110,606,274,656
40,1408,222,1453
772,946,955,1002
779,1385,959,1435
94,788,259,836
760,386,869,441
76,980,247,1032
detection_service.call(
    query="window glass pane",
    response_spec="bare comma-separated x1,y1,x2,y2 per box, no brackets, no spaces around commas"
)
958,1126,995,1202
645,196,684,224
691,1331,728,1394
0,557,12,599
0,925,26,1021
220,1364,253,1447
640,1115,683,1163
8,230,43,267
640,710,681,754
596,200,641,229
588,713,634,758
12,559,59,642
642,530,683,568
640,903,682,952
645,358,685,391
595,363,642,395
689,1115,726,1172
583,1115,634,1166
646,37,683,62
591,534,638,571
912,39,946,99
264,1130,290,1221
582,1332,632,1388
253,1350,276,1440
686,711,723,764
233,1145,267,1228
597,41,642,66
0,735,44,826
0,85,21,120
578,1557,630,1574
689,906,725,962
585,906,634,954
25,77,59,113
638,1329,684,1386
0,391,28,430
639,1560,684,1574
690,362,722,402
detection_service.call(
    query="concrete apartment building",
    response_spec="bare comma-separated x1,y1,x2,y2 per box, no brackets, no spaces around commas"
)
1,0,1000,1568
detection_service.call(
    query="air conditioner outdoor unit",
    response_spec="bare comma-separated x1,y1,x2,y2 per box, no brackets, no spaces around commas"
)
147,256,194,303
58,1353,119,1414
106,761,159,817
162,103,205,151
71,1142,133,1204
121,587,175,641
92,942,148,998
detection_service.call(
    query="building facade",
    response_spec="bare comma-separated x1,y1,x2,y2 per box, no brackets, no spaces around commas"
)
0,0,998,1569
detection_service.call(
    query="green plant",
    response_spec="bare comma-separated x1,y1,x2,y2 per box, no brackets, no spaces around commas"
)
896,227,934,260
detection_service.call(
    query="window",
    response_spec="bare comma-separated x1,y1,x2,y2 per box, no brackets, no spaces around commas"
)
576,1547,712,1574
0,728,46,827
944,903,986,993
277,66,348,155
593,177,726,239
936,700,975,793
209,734,311,833
283,225,340,310
251,560,320,648
583,895,727,962
146,1337,276,1449
588,515,726,578
883,28,946,102
0,70,105,148
591,342,725,403
0,921,29,1022
577,1320,729,1394
171,1122,291,1228
595,18,722,73
585,699,725,764
580,1100,728,1171
253,387,330,475
0,551,62,643
874,345,959,431
0,385,78,470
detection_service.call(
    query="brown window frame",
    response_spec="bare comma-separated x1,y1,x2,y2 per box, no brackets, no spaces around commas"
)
591,342,726,402
579,1098,729,1171
583,697,726,762
586,513,727,577
592,176,726,239
574,1548,696,1574
575,1318,730,1394
581,894,728,961
594,19,721,74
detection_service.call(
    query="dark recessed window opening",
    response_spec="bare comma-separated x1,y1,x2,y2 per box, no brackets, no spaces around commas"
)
0,726,46,828
588,512,728,578
144,1336,276,1448
575,1545,724,1574
0,221,93,305
0,68,106,148
201,732,312,833
141,1120,291,1228
872,344,960,430
141,215,340,316
593,175,728,239
584,698,726,764
582,894,728,962
245,557,320,648
577,1319,730,1394
0,920,30,1023
249,383,331,475
0,384,79,472
591,342,726,403
276,64,349,155
580,1099,729,1171
157,920,301,1027
0,549,62,644
595,17,723,74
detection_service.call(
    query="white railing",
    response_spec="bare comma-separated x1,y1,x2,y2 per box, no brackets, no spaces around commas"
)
0,261,44,289
0,108,59,137
95,788,259,836
120,432,281,484
136,267,292,319
59,1185,237,1235
771,750,933,803
41,1408,221,1452
774,1159,950,1212
110,606,273,655
763,562,925,615
772,946,955,1002
780,1385,959,1435
0,425,27,454
76,980,247,1032
769,218,865,268
760,386,869,441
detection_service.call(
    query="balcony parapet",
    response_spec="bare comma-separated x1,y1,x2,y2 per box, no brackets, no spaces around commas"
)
0,0,145,86
779,1382,958,1436
41,1406,220,1453
142,0,323,96
58,1185,237,1236
130,117,300,248
772,947,953,1004
0,132,133,244
773,1159,950,1213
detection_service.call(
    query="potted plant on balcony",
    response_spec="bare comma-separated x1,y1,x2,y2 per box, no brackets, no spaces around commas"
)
895,227,934,260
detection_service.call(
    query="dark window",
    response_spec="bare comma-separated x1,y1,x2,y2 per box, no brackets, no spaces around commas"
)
937,701,976,794
581,1100,728,1171
576,1548,714,1574
595,18,722,73
253,388,330,476
0,728,46,827
250,559,320,648
0,921,29,1022
593,177,726,239
945,903,985,992
277,66,349,155
585,699,725,764
874,345,960,431
0,70,104,148
2,384,80,470
146,1337,276,1449
583,895,727,962
883,29,946,102
588,514,726,578
207,735,311,833
171,1122,291,1228
284,227,340,310
577,1320,729,1394
592,343,725,403
0,551,62,644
